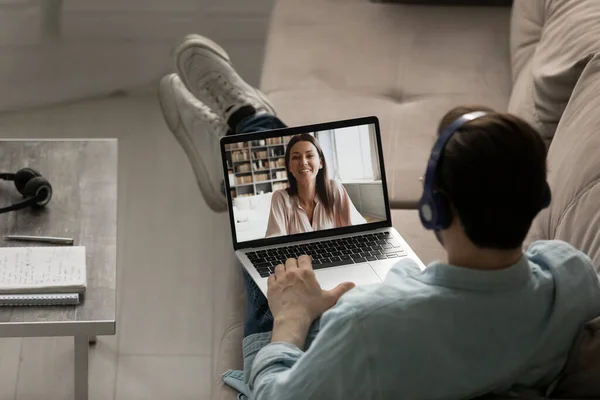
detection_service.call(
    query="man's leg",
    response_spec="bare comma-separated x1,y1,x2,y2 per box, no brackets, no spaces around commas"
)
159,76,276,339
158,73,230,212
232,108,288,134
231,112,287,337
241,269,273,337
160,34,286,210
174,34,278,133
173,35,287,135
160,34,290,337
158,76,312,340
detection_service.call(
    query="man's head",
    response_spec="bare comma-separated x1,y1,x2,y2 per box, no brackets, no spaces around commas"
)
429,105,550,252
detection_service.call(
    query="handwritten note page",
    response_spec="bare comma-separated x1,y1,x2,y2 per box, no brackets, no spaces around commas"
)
0,246,86,294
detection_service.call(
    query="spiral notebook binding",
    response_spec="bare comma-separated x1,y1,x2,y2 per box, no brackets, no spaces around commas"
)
0,293,80,306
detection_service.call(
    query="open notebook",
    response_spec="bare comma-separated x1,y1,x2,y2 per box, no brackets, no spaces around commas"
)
0,246,86,306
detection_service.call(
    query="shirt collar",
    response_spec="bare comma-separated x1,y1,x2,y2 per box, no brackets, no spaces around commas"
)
412,256,531,292
291,191,321,210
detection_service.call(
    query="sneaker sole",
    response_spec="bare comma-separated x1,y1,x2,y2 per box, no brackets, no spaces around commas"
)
174,34,277,116
158,74,228,213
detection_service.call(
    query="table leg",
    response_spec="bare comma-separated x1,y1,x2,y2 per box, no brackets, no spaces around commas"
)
74,335,89,400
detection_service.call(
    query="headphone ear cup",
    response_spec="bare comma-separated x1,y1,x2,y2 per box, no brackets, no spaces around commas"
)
14,168,42,195
419,192,436,229
21,176,52,208
420,191,453,230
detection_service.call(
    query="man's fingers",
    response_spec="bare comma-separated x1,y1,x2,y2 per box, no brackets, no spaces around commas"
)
298,255,313,270
285,257,299,269
274,263,285,276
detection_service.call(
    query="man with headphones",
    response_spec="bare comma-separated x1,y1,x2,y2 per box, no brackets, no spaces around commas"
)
159,35,600,400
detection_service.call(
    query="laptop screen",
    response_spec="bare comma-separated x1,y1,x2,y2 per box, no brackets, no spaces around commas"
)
221,117,392,249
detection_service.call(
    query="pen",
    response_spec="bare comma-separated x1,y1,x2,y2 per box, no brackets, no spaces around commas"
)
3,235,74,245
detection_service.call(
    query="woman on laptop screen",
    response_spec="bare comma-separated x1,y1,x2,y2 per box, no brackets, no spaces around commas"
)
265,134,366,238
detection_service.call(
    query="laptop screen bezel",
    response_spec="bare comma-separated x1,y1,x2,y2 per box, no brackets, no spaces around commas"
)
220,116,393,251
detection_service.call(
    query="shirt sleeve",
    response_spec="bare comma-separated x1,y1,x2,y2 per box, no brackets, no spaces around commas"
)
265,190,288,238
248,305,374,400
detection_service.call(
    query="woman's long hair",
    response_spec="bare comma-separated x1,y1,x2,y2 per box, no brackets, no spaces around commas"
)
284,134,334,217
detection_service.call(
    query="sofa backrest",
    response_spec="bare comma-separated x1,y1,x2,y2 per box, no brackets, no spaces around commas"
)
511,1,600,398
525,54,600,272
509,0,600,270
508,0,600,143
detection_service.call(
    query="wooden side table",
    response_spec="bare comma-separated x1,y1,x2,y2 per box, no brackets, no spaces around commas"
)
0,139,117,400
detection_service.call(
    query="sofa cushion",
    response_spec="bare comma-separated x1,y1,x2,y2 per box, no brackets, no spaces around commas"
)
261,0,511,98
267,90,509,208
525,54,600,272
508,0,600,142
261,0,511,206
376,0,512,5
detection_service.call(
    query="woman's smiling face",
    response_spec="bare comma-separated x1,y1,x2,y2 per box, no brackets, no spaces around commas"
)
288,140,322,184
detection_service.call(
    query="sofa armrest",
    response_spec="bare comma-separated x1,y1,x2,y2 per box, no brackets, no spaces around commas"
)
211,323,245,400
211,215,247,400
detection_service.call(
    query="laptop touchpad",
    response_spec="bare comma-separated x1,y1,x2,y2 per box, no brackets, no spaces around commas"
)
314,263,382,291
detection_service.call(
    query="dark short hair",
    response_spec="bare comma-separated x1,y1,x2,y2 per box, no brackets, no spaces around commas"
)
436,105,549,249
285,134,334,216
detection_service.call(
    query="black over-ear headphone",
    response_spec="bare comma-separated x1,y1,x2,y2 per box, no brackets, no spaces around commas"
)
0,168,53,213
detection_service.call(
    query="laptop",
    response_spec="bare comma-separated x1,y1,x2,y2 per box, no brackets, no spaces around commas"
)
220,116,426,297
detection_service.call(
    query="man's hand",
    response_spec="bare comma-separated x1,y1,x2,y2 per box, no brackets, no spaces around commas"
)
268,255,355,348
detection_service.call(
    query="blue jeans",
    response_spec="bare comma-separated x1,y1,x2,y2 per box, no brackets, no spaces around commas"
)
235,113,288,337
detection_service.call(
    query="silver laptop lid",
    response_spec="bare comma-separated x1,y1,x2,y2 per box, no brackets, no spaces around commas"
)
220,116,393,250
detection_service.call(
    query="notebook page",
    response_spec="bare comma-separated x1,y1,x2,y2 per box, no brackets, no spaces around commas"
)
0,246,86,294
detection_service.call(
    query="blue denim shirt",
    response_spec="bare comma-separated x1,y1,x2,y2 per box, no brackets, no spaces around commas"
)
223,240,600,400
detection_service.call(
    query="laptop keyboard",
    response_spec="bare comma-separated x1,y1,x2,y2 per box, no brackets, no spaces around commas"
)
246,231,406,278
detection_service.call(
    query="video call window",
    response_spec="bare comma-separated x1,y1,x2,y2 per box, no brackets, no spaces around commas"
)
223,124,386,243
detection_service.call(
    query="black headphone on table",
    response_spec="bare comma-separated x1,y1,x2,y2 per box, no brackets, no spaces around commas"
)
419,111,552,231
0,168,53,214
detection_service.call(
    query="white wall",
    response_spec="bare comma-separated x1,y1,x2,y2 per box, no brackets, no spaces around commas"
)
0,0,274,112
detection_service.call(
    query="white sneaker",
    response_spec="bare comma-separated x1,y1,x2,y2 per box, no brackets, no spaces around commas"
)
174,34,276,124
158,73,228,212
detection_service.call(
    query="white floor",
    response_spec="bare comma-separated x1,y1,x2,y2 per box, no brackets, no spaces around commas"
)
0,0,273,112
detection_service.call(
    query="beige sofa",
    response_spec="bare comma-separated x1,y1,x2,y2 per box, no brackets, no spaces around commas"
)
210,0,600,398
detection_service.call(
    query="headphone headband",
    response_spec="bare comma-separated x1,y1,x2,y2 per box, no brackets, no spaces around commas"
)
0,197,39,213
421,112,489,206
419,111,489,230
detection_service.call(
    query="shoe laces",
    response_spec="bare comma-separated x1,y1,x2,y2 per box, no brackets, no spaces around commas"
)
200,73,247,114
191,103,226,139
